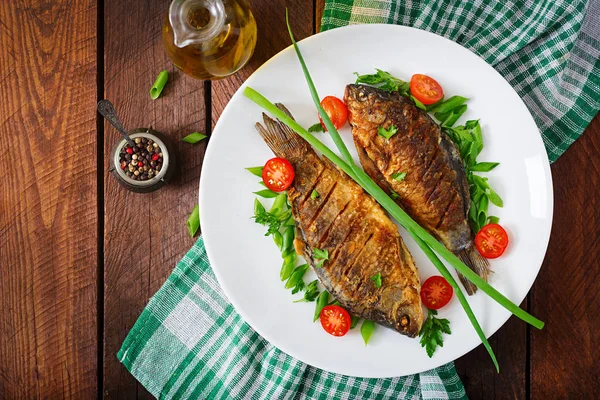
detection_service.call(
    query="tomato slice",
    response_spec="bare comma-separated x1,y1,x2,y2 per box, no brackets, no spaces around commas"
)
410,74,444,105
320,305,351,337
420,276,453,310
319,96,348,130
475,223,509,258
262,157,295,192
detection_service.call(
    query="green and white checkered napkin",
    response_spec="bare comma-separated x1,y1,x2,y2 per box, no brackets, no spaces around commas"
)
321,0,600,162
119,2,600,398
119,238,466,399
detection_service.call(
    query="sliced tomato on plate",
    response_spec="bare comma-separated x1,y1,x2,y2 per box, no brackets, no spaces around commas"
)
319,96,348,130
320,305,351,337
420,276,453,310
410,74,444,105
262,157,295,192
475,223,509,258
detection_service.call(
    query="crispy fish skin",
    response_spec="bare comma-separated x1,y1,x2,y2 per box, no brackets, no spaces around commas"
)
255,104,423,337
344,84,489,295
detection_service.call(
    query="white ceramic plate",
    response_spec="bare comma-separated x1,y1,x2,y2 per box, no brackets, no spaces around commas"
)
200,24,553,378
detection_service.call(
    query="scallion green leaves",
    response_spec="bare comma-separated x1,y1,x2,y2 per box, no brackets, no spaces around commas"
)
392,171,407,181
354,69,410,95
186,204,200,237
246,166,264,177
150,70,168,100
313,290,329,321
311,190,319,200
182,132,207,144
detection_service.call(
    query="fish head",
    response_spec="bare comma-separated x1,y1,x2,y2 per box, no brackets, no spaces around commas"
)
393,301,423,338
344,84,398,127
377,284,424,338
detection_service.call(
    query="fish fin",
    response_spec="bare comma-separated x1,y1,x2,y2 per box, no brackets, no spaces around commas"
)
254,104,310,160
456,246,490,295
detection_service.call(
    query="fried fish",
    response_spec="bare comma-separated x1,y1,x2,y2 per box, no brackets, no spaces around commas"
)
345,84,489,295
255,104,423,337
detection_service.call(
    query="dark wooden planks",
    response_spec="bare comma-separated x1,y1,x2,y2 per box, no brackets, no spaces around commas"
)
530,114,600,399
0,0,98,398
103,1,206,398
211,0,314,124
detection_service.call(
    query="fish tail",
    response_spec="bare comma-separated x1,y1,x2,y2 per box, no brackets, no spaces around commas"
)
254,103,310,160
456,246,490,295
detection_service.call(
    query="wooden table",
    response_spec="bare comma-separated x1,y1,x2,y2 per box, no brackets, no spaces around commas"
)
1,0,598,398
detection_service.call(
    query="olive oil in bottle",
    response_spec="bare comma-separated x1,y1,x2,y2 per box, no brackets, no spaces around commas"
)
163,0,257,80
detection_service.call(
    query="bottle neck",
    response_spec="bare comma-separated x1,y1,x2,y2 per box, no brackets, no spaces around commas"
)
169,0,226,48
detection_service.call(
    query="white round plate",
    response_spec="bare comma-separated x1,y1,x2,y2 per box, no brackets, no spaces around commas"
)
200,24,553,378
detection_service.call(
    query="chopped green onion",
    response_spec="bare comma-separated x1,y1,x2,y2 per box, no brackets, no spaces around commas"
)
410,95,427,110
285,264,309,289
350,315,361,329
150,70,168,100
487,216,500,225
390,190,400,200
280,261,294,281
471,162,499,172
360,320,375,345
186,204,200,237
182,132,207,144
429,95,468,114
311,190,319,199
272,231,283,250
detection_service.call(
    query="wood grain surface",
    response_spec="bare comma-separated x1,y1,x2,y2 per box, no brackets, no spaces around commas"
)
102,1,206,398
0,0,599,398
0,0,98,398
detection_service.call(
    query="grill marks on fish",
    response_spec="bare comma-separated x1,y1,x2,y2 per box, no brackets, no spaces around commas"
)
255,104,423,337
345,84,490,295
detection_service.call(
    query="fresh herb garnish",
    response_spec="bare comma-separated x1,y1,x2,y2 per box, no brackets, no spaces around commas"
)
410,95,427,110
350,315,361,329
308,123,325,133
285,264,308,290
360,320,375,345
253,189,279,198
311,190,319,199
371,272,382,288
253,198,282,236
419,309,451,357
182,132,207,144
294,279,319,302
392,171,407,181
378,124,398,140
389,190,400,200
354,69,410,95
186,204,200,237
245,166,263,177
313,290,329,321
313,248,329,268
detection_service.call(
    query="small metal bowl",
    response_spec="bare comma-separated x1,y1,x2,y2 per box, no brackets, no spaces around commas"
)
110,127,175,193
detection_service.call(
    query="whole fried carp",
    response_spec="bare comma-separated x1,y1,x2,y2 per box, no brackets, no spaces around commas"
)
345,84,489,295
255,104,423,337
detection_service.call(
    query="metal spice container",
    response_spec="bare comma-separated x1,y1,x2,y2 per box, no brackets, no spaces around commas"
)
109,127,175,193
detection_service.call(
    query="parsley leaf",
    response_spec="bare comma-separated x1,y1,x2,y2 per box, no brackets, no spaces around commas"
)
392,171,407,181
354,69,410,95
293,279,320,303
419,309,451,357
371,272,382,288
313,248,329,268
252,199,282,236
308,123,325,133
311,190,319,200
390,190,400,200
378,124,398,140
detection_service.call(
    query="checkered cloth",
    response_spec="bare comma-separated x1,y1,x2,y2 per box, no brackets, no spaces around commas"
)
321,0,600,162
119,238,467,399
119,2,600,398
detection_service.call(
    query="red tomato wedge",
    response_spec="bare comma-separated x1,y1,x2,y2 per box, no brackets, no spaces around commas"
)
475,223,509,258
320,305,351,337
410,74,444,105
262,157,295,192
420,276,453,310
319,96,348,130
